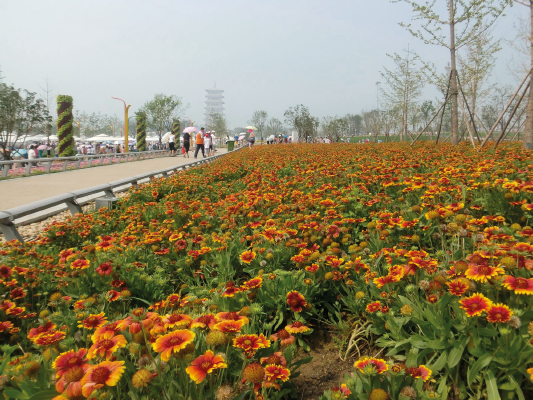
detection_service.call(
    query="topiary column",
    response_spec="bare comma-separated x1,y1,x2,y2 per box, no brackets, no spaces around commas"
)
136,111,147,151
172,119,180,148
56,95,75,156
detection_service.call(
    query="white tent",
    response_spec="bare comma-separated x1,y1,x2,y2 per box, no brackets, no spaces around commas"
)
89,134,114,141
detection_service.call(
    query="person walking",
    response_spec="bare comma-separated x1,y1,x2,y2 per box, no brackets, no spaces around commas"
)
204,131,211,157
169,132,176,156
182,131,191,158
248,131,255,149
194,128,206,158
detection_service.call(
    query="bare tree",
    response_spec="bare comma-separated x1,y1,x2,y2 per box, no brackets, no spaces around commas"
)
393,0,510,145
380,45,426,141
248,110,268,143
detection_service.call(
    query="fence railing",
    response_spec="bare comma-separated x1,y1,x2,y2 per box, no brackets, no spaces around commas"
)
0,149,239,243
0,150,170,178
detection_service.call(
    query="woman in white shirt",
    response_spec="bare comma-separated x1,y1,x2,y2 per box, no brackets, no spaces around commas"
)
204,133,211,156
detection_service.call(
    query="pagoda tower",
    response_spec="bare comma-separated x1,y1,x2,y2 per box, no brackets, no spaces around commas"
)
205,84,225,126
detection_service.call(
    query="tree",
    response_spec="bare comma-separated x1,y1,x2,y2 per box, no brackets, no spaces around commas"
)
284,105,315,141
0,84,50,160
512,1,533,148
248,110,268,143
140,94,186,141
344,114,364,136
207,112,229,137
321,116,349,142
380,46,426,141
420,100,436,130
458,27,500,126
265,117,285,138
39,78,55,140
394,0,510,145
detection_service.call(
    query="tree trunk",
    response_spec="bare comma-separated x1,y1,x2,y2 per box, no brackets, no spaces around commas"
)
524,1,533,149
449,0,459,145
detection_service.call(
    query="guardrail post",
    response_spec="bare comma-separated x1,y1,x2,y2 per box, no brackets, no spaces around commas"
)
45,161,52,174
76,158,82,169
0,222,24,243
24,162,32,176
88,158,93,167
62,160,68,172
65,200,83,215
2,164,10,178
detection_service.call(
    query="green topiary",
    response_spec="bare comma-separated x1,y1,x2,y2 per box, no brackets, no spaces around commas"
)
56,95,74,156
172,119,180,148
136,111,147,151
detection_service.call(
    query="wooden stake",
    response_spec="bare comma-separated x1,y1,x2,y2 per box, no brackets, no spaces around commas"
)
495,82,531,146
457,74,481,144
480,67,533,148
411,71,453,146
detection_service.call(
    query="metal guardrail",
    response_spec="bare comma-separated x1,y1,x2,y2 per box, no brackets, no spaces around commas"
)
0,150,170,178
0,149,239,243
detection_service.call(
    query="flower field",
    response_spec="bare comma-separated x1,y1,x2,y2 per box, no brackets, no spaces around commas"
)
1,142,533,400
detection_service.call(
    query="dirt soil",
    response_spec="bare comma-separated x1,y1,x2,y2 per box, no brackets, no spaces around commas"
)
293,328,362,400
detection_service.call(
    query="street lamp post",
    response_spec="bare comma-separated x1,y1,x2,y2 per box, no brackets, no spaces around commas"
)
112,97,131,153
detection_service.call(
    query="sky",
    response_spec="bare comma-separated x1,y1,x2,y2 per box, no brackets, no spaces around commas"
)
0,0,527,129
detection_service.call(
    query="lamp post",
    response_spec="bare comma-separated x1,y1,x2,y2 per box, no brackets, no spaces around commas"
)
112,97,131,153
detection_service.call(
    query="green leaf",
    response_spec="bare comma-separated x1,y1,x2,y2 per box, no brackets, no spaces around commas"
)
0,345,18,374
28,390,58,400
485,369,501,400
467,353,492,387
430,350,448,372
406,348,419,368
448,336,468,368
3,389,29,399
290,356,313,371
233,391,251,400
129,297,152,306
508,375,525,400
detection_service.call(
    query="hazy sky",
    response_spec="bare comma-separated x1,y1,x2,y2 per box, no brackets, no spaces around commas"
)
0,0,526,128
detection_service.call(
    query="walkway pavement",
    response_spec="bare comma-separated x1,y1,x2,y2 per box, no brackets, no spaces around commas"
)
0,149,227,212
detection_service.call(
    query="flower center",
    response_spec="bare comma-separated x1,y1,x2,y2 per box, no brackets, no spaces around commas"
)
100,339,114,349
478,266,492,275
64,366,84,383
471,303,479,310
67,357,80,365
244,340,252,346
168,314,183,323
200,361,212,370
167,336,184,346
278,330,290,339
91,366,111,384
515,277,528,289
495,313,502,319
226,312,239,320
292,321,303,327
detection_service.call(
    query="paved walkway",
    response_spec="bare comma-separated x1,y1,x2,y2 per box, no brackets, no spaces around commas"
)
0,149,227,211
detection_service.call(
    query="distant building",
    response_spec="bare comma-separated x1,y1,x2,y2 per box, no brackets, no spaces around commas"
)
205,84,225,126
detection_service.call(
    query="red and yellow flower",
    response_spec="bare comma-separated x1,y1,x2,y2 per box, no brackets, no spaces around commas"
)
233,334,270,358
459,293,492,317
239,250,256,264
486,303,513,323
185,350,227,383
465,265,504,283
286,291,307,312
502,275,533,295
87,331,127,360
285,321,310,334
80,360,125,397
354,357,388,374
78,312,107,330
152,329,196,361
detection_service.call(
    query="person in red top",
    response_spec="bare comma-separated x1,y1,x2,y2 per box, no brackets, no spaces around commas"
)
194,128,206,158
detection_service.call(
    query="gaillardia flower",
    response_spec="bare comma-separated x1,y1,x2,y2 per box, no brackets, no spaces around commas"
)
459,293,492,317
152,329,196,361
185,350,227,383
